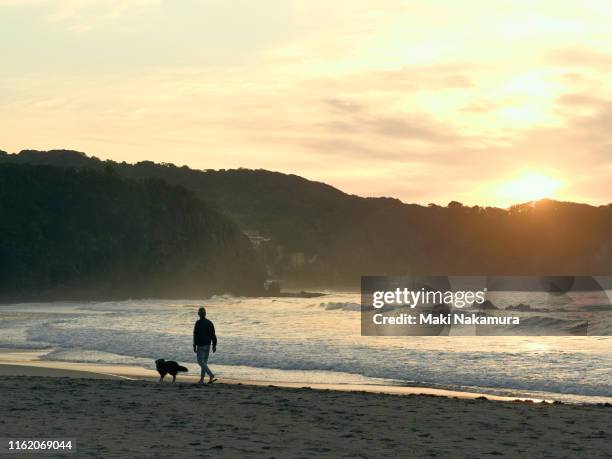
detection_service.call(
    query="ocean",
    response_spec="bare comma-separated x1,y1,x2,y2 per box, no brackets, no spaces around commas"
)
1,292,610,403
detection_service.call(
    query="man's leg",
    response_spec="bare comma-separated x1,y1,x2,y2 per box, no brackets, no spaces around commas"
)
199,345,214,381
196,347,206,383
205,364,214,379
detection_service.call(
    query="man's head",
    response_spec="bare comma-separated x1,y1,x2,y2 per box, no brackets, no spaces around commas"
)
198,307,206,318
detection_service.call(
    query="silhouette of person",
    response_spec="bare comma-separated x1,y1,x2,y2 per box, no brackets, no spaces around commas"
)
193,307,217,384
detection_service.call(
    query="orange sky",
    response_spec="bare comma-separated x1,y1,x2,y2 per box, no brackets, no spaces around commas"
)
2,0,612,206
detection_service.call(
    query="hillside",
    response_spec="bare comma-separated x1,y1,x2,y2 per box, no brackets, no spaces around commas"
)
2,149,612,285
0,163,265,299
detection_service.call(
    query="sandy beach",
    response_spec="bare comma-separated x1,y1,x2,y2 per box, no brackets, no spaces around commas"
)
1,363,610,458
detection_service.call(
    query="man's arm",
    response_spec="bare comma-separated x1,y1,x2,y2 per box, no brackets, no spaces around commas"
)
193,323,197,352
211,322,217,352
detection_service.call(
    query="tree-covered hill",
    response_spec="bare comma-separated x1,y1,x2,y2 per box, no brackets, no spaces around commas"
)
0,163,265,300
0,149,387,256
2,149,612,286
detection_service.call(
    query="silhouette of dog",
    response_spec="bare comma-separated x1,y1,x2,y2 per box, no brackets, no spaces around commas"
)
155,359,188,383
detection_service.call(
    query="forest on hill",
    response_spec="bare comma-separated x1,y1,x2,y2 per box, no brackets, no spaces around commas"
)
0,163,264,300
2,149,612,287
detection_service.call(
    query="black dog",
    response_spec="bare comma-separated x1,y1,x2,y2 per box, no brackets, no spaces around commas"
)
155,359,188,383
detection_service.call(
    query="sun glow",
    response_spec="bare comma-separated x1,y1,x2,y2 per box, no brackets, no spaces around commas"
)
496,172,562,205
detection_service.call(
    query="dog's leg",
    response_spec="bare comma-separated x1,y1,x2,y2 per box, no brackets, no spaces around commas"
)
159,375,164,384
172,374,176,383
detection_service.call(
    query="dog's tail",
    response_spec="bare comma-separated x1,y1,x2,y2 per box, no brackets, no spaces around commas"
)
177,365,188,372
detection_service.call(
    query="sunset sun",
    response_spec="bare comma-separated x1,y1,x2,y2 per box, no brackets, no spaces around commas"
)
496,172,562,205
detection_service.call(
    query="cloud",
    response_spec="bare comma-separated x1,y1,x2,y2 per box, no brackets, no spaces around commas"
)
0,0,44,4
548,47,612,68
318,109,463,145
556,93,603,107
325,98,365,114
3,1,612,206
0,0,158,36
309,66,474,96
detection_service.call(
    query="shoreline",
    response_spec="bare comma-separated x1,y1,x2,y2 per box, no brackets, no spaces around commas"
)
1,348,607,405
0,361,545,403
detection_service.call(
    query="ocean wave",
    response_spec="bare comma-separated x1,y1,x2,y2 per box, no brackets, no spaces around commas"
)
514,315,587,328
0,342,54,350
503,316,594,336
321,302,362,312
4,296,611,401
505,303,550,313
209,294,243,301
25,322,612,398
503,303,612,314
576,304,612,312
76,301,170,313
320,302,409,312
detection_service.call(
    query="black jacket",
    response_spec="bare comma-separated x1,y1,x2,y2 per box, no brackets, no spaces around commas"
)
193,318,217,346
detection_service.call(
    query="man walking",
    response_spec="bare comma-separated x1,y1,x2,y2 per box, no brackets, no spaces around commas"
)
193,307,217,384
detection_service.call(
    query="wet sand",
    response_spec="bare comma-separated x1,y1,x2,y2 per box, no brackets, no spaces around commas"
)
0,349,546,402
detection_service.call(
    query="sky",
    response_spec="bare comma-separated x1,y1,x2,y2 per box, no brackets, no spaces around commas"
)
2,0,612,207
